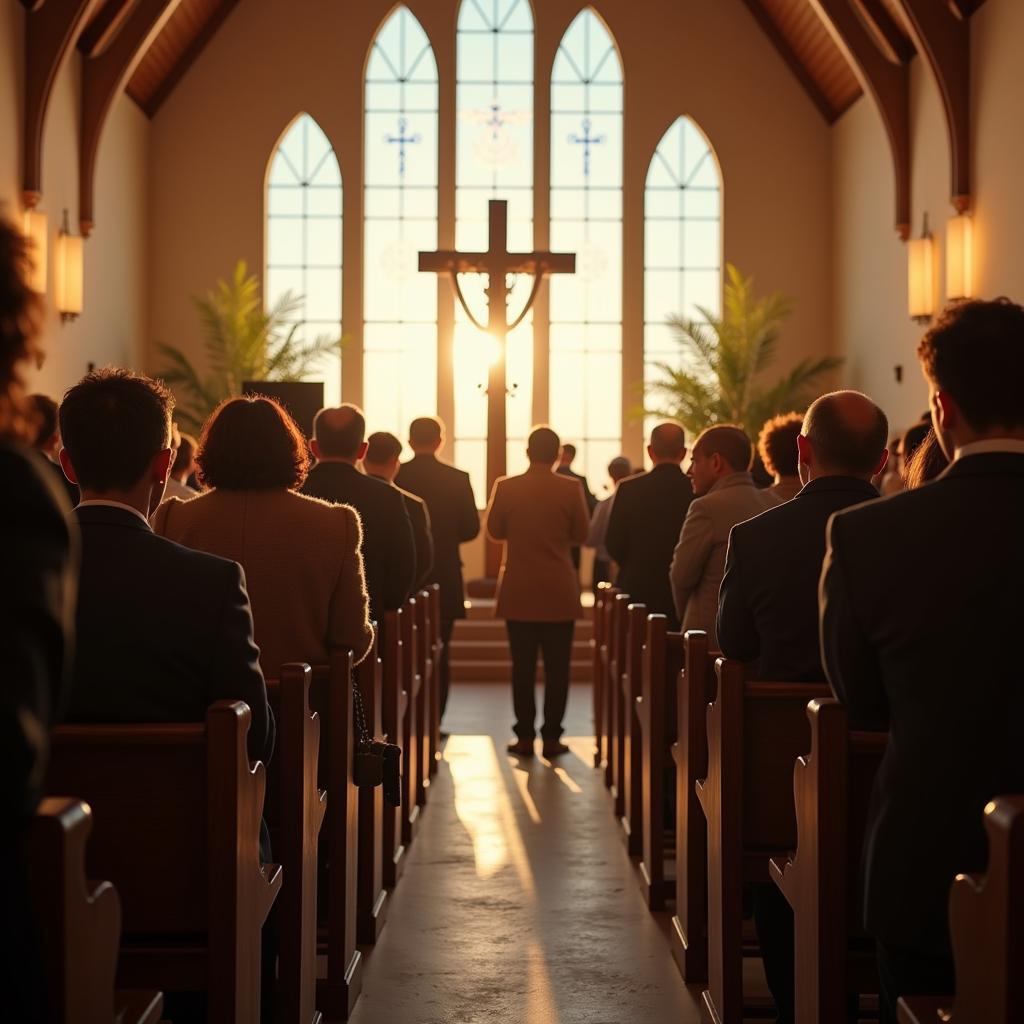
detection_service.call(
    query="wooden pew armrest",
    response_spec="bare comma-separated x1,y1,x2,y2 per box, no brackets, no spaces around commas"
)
897,995,951,1023
670,741,679,766
767,855,794,907
694,778,708,815
115,988,164,1024
258,862,284,923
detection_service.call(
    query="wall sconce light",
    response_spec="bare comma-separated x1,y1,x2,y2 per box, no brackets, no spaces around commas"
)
907,212,934,323
54,209,83,322
946,211,973,301
22,208,47,294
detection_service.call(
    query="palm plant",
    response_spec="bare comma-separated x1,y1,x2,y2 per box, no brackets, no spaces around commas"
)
156,260,344,433
645,263,841,440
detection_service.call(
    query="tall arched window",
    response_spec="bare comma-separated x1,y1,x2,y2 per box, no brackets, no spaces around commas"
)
550,8,622,487
643,116,722,443
455,0,534,503
364,6,439,438
265,113,343,406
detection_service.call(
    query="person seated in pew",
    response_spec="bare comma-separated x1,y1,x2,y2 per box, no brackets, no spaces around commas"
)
0,215,78,1023
27,392,79,507
669,425,779,646
165,423,199,501
820,298,1024,1023
301,405,417,619
361,430,435,594
58,369,275,767
154,395,374,673
901,426,948,489
757,411,804,503
717,390,888,1024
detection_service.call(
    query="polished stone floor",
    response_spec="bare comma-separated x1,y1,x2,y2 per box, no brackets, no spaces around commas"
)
349,683,705,1024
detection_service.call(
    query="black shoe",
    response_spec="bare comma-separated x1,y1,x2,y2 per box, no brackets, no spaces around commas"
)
542,741,570,759
506,739,535,756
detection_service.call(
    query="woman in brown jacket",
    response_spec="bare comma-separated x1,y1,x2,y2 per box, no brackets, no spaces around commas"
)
153,395,373,674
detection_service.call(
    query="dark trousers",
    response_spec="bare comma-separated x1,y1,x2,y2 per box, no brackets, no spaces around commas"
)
439,619,455,719
506,620,574,743
753,882,796,1024
876,941,954,1024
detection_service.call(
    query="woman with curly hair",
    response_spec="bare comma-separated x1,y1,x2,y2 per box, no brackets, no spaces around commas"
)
153,394,373,673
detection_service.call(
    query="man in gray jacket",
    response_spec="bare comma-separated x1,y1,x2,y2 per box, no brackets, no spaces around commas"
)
669,425,778,648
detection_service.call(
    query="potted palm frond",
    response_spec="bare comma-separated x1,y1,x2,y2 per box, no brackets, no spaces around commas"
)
156,260,344,433
645,263,841,439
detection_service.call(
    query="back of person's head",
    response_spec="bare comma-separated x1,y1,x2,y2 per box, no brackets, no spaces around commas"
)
560,443,577,462
757,412,802,479
608,456,632,482
175,431,197,476
801,390,889,476
60,368,173,491
27,393,58,448
313,404,366,459
197,395,309,491
918,297,1024,432
409,416,443,449
0,216,44,439
528,425,561,465
900,421,930,464
365,431,403,465
649,422,687,461
692,425,753,472
902,427,949,489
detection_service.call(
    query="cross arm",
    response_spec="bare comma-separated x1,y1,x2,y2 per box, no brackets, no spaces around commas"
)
418,251,488,275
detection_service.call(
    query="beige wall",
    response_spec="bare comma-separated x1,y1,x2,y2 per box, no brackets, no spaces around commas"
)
0,2,150,400
831,0,1024,436
146,0,833,470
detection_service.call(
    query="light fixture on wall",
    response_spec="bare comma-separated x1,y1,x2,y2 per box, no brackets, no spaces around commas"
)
55,209,83,322
907,212,934,323
946,211,973,301
22,208,47,294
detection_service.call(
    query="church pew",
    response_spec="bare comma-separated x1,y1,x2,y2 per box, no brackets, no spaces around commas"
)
380,609,408,889
46,701,281,1024
308,649,362,1019
619,601,648,855
591,582,612,768
636,614,684,911
768,698,885,1024
401,595,422,845
669,630,716,983
414,591,433,806
354,631,388,945
696,657,830,1024
598,584,621,778
427,583,443,777
25,797,163,1024
608,592,632,814
265,664,327,1024
898,794,1024,1024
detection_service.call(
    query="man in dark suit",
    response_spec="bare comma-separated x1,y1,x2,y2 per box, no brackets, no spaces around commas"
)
717,390,888,1024
556,443,596,571
58,368,274,767
362,430,434,593
396,417,480,721
605,422,693,626
820,298,1024,1023
302,405,416,620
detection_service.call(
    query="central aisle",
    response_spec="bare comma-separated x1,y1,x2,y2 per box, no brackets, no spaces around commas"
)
349,683,704,1024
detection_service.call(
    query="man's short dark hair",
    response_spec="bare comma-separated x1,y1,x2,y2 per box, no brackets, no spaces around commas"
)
649,422,686,459
366,431,403,463
313,404,366,459
802,391,889,475
59,368,173,491
528,425,561,464
608,456,632,481
409,416,443,447
758,412,803,478
560,442,577,461
918,297,1024,431
197,395,309,490
692,425,753,472
28,393,58,448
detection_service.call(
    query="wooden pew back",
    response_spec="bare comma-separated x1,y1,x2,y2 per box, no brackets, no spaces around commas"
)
598,585,620,779
591,582,612,768
427,583,442,776
414,592,432,806
608,592,632,812
380,609,407,888
620,602,648,854
401,596,422,843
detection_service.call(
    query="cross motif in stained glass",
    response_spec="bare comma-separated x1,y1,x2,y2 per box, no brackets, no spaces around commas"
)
386,116,422,177
462,101,530,168
569,118,606,178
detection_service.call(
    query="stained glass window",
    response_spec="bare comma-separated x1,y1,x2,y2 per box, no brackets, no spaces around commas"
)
364,6,439,438
550,9,623,488
455,0,534,503
265,114,343,407
644,117,722,449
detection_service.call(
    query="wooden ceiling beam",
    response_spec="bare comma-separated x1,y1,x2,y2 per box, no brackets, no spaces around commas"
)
853,0,915,64
808,0,911,238
79,0,182,235
78,0,140,59
894,0,971,211
22,0,105,206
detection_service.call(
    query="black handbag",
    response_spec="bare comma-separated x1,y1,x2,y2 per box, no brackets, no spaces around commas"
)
352,678,403,807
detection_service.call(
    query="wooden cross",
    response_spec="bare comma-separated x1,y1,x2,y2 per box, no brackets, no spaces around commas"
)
419,199,576,498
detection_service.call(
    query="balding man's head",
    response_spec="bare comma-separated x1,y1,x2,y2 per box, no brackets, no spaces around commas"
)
800,391,889,479
649,422,687,463
313,404,366,460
